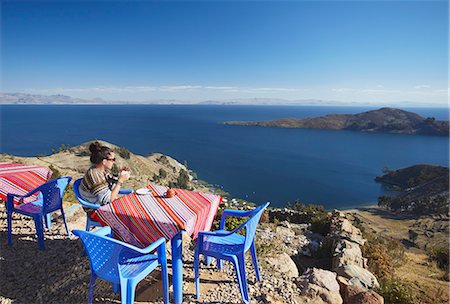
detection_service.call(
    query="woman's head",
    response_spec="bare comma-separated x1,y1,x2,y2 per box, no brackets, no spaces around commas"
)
89,141,115,169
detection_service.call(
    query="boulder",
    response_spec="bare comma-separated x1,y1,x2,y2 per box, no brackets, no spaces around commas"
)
266,252,299,278
295,268,343,304
335,264,380,289
332,239,364,269
342,284,384,304
276,225,295,238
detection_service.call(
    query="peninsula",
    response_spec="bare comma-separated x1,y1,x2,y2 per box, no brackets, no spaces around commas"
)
224,107,449,136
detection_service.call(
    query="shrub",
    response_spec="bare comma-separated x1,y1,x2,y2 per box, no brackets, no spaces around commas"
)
49,165,61,179
62,183,77,206
211,208,246,232
377,277,415,304
362,242,396,280
115,147,131,159
362,237,405,281
427,245,449,270
408,229,418,244
51,144,71,154
158,155,169,165
159,168,167,179
177,169,190,189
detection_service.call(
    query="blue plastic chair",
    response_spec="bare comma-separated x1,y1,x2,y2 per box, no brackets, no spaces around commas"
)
73,227,169,304
6,176,72,251
73,178,132,231
194,202,270,303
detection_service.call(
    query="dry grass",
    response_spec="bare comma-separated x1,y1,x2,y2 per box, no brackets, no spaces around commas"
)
346,208,450,304
396,251,449,304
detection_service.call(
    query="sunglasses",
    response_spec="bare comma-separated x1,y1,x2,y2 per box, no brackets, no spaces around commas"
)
105,157,116,162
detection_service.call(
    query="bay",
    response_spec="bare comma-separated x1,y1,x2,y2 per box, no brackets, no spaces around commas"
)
0,104,448,209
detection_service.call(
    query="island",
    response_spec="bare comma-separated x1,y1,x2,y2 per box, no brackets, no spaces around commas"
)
224,107,449,136
375,164,449,214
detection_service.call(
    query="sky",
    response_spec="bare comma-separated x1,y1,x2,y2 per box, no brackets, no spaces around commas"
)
1,0,448,106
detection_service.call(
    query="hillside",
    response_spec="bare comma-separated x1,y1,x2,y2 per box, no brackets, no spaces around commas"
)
0,140,214,196
224,107,449,136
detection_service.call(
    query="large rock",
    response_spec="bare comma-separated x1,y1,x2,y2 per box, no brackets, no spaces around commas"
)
335,264,380,289
338,219,366,245
266,252,299,278
295,268,343,304
342,284,384,304
332,239,364,269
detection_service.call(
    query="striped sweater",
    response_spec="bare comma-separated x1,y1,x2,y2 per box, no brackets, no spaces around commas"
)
79,166,111,206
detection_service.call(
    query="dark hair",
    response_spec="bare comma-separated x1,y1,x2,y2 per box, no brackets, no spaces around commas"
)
89,141,113,164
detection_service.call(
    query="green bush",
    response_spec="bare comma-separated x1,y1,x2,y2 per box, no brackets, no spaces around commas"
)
176,169,190,189
427,245,449,270
51,144,71,154
377,277,415,304
158,155,169,165
289,202,331,235
49,165,61,179
63,183,77,206
212,208,246,232
159,168,167,179
115,147,131,159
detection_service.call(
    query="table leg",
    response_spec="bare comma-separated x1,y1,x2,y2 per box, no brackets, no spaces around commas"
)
171,231,183,304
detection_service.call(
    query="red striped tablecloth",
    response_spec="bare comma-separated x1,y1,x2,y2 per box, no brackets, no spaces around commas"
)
93,184,222,248
0,162,53,203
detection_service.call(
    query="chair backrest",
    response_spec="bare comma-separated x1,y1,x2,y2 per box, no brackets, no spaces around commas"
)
242,202,270,251
73,178,100,209
41,176,72,213
73,229,122,282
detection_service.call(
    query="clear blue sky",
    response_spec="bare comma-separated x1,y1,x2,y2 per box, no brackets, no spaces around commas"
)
1,1,448,106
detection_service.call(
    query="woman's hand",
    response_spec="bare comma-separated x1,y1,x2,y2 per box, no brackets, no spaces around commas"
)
118,170,131,182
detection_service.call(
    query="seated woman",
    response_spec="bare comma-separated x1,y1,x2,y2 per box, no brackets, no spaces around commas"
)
79,141,130,215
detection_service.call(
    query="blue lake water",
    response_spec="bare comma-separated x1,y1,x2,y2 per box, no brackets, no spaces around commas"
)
0,105,448,209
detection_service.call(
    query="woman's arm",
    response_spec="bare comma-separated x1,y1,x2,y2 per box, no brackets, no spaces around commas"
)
110,170,130,202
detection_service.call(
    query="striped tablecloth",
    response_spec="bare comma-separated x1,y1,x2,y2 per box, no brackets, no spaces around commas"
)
0,162,53,203
93,184,222,248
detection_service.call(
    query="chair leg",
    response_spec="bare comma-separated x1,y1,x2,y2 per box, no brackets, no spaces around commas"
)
85,216,91,231
34,216,46,251
160,250,169,304
231,255,249,304
126,281,136,304
231,256,246,304
88,273,97,304
250,242,261,282
205,255,212,265
112,283,120,293
7,211,13,246
237,254,250,303
60,209,70,236
194,247,200,300
120,279,134,304
44,213,52,229
217,258,223,271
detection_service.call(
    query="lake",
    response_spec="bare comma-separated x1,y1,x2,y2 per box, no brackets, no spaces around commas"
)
0,105,448,209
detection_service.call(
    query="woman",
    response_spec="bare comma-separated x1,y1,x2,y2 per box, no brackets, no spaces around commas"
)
79,141,130,210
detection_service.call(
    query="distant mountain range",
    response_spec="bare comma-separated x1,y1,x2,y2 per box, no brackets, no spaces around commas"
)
1,92,441,107
224,107,449,136
0,92,347,105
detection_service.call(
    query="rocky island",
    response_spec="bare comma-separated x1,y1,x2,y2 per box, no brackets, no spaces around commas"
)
224,107,449,136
